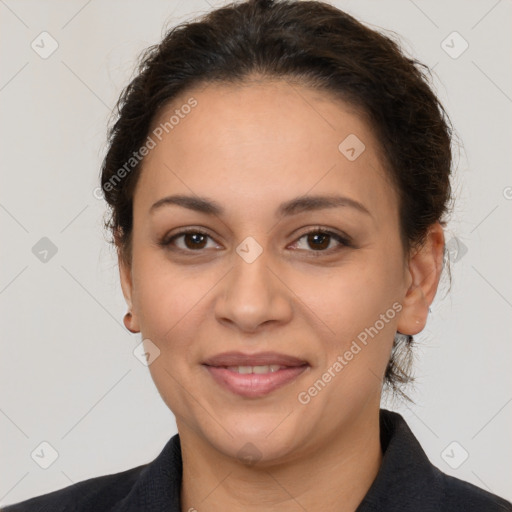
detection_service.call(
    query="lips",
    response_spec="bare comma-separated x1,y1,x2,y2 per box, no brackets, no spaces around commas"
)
202,351,308,368
204,365,309,398
202,351,310,398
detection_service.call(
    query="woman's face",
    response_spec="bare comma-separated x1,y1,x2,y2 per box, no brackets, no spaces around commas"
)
119,80,438,464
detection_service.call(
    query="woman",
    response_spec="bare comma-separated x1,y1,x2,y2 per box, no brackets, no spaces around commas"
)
3,0,511,510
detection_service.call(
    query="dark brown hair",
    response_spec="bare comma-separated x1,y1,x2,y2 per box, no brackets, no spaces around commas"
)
100,0,454,401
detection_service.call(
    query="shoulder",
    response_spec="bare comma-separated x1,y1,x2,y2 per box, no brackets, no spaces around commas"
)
438,470,512,512
1,433,182,512
1,463,147,512
358,410,512,512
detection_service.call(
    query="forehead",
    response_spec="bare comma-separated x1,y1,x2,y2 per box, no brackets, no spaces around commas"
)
134,80,398,223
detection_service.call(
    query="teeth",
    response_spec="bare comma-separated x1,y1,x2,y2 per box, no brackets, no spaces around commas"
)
226,365,283,374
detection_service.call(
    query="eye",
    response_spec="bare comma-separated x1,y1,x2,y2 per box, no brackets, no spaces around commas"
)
160,229,219,252
289,228,352,254
159,227,352,254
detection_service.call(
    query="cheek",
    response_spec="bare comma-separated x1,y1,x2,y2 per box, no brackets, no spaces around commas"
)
132,263,211,411
304,254,400,334
135,269,208,343
132,246,208,332
131,249,222,363
301,251,402,385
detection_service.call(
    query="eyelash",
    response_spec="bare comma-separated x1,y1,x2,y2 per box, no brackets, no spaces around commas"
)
159,226,353,256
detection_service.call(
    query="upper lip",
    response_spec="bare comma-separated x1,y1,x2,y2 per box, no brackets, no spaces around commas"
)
202,351,309,367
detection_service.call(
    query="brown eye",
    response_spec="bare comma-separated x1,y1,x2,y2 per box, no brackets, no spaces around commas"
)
291,228,352,254
306,232,330,250
160,227,352,255
160,229,217,252
181,232,208,250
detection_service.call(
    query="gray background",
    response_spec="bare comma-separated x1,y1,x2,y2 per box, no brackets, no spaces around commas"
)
1,0,511,506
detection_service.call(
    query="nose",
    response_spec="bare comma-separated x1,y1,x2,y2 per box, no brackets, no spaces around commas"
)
213,247,293,333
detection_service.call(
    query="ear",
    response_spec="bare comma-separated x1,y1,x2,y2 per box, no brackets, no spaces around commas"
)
119,253,141,333
396,222,445,336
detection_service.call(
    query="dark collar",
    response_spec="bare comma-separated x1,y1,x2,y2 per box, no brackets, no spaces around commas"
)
355,408,442,511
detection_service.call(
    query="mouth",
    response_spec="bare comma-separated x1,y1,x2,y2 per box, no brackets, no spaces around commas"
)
202,351,310,398
202,350,308,368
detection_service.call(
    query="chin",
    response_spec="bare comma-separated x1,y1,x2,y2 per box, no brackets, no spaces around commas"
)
203,419,304,466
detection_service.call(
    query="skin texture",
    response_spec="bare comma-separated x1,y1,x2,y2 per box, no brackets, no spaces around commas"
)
119,79,445,512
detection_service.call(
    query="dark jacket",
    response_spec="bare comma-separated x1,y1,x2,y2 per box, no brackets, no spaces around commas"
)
2,409,511,511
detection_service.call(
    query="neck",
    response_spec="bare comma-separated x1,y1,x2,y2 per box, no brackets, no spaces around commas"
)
179,405,383,512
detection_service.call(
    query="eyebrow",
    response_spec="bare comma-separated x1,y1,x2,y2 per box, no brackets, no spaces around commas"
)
149,194,372,219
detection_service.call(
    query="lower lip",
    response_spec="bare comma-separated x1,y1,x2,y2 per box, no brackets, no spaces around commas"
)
203,365,309,398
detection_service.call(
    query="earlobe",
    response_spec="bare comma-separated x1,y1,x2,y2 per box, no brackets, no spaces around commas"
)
396,223,445,336
123,311,140,334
